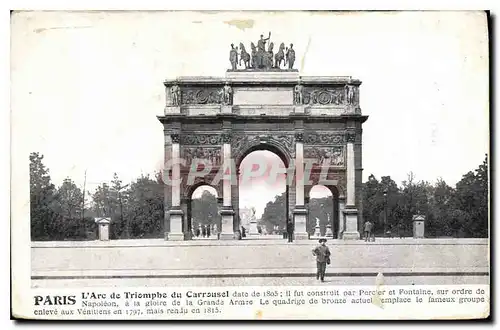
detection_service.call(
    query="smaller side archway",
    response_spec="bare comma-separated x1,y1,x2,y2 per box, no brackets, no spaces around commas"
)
186,183,221,239
306,185,340,238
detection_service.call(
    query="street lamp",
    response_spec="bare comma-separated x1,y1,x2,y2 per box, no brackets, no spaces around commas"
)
383,189,388,238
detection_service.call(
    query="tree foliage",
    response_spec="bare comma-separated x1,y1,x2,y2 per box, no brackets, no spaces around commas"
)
30,152,489,241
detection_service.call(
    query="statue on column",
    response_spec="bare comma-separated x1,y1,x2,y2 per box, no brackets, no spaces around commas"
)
286,43,295,69
170,84,181,106
229,43,239,70
346,85,355,105
221,83,233,105
294,84,304,105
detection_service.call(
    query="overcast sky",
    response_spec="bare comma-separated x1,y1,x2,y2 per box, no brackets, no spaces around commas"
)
11,11,489,217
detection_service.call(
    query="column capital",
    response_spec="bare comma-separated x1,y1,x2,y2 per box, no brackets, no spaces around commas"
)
171,133,181,143
295,131,304,142
345,131,356,143
221,132,232,144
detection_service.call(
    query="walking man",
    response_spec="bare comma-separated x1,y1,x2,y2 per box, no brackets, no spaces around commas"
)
364,220,374,242
312,238,331,282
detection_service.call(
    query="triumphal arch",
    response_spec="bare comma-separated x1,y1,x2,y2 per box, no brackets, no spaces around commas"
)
158,35,368,240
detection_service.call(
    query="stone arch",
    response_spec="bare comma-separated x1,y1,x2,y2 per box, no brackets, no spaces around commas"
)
234,136,292,169
305,184,341,239
184,182,221,240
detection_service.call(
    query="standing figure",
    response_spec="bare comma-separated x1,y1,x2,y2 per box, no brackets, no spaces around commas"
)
170,84,180,106
266,42,274,69
256,32,271,68
364,220,374,242
294,84,304,105
207,224,211,238
286,43,295,69
346,85,355,104
201,224,207,238
229,43,239,70
286,216,294,243
312,238,331,282
241,226,247,238
195,225,201,238
222,83,232,105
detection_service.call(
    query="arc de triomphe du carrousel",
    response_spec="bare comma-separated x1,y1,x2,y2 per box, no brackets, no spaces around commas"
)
157,34,368,241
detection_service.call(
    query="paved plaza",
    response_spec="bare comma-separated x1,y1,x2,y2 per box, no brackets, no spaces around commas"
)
31,238,489,287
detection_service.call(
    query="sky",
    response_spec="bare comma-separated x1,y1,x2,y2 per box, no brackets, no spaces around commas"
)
11,11,489,218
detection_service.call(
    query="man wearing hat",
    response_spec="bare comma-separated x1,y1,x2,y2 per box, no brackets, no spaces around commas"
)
312,238,331,282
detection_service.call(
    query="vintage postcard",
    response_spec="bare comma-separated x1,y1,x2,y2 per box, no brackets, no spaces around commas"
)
10,10,490,320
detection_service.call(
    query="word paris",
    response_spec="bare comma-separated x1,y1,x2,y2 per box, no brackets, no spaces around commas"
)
162,157,341,186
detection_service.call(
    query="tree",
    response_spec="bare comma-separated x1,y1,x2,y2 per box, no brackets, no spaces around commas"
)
308,196,333,235
30,152,57,240
451,154,488,237
123,174,164,238
191,190,219,229
260,192,287,233
52,178,83,219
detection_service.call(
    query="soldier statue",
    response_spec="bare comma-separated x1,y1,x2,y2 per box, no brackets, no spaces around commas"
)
222,83,232,105
229,43,239,70
170,84,181,106
286,43,295,69
294,84,304,105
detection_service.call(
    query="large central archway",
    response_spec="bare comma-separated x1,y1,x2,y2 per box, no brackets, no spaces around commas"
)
238,147,289,238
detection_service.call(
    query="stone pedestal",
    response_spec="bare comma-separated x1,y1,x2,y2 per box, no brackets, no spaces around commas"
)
221,105,232,114
325,224,334,238
313,222,321,237
167,209,185,241
94,218,111,241
293,207,309,240
219,208,235,240
342,208,360,240
249,219,259,235
412,215,426,238
294,105,306,114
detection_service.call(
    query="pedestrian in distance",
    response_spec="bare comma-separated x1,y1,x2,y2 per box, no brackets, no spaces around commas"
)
364,220,374,242
312,238,331,282
286,217,294,243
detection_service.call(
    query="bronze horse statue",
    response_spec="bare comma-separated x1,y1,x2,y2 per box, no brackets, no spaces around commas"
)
264,42,274,69
250,42,257,68
274,42,285,68
239,43,251,69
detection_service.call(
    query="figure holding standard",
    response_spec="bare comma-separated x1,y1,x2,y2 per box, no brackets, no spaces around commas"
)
312,238,331,282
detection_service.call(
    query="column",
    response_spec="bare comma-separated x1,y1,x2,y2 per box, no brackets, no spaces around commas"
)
342,131,360,240
293,132,308,239
337,197,346,238
219,133,235,239
167,133,184,240
163,131,172,239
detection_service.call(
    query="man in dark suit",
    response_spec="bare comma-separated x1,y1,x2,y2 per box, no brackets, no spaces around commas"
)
312,238,331,282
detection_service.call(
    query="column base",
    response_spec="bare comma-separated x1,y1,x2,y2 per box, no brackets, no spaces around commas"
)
220,208,235,240
293,207,308,240
167,232,185,241
342,207,360,240
219,232,235,240
168,208,184,241
342,231,360,240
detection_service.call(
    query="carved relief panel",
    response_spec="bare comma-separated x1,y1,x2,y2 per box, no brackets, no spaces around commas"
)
180,134,222,145
181,88,224,105
298,85,359,106
183,147,222,166
304,146,345,167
